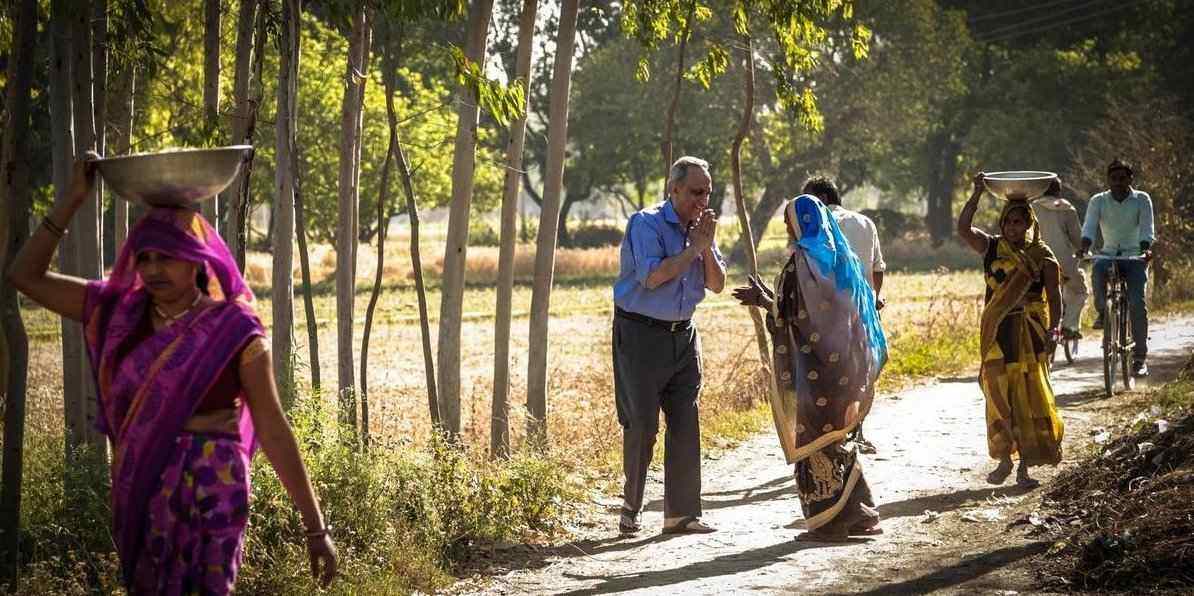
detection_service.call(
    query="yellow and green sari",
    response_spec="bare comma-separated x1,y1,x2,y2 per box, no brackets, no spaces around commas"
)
979,212,1064,467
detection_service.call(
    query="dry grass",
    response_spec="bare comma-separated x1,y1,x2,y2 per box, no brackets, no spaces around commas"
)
16,245,986,479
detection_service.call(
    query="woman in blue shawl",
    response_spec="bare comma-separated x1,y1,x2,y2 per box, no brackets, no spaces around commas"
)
734,194,888,541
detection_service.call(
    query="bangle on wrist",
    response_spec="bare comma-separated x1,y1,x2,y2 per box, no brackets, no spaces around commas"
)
305,525,331,538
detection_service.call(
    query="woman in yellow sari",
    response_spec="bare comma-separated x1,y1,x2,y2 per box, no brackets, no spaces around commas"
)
957,173,1065,488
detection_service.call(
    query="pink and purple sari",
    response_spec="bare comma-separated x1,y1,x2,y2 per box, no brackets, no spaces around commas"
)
81,208,264,594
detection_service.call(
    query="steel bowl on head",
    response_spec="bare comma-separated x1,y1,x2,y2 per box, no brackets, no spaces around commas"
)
95,146,252,207
982,170,1058,200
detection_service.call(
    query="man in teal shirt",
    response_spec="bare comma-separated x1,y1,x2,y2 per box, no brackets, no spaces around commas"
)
1078,159,1155,377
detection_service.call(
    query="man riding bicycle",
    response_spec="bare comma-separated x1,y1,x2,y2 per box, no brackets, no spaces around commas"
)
1032,178,1087,342
1077,159,1155,377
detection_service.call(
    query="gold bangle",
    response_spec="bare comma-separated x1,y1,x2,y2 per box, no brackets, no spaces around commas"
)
41,218,66,238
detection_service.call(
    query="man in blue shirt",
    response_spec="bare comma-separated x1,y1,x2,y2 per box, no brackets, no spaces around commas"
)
1077,159,1156,377
612,156,726,535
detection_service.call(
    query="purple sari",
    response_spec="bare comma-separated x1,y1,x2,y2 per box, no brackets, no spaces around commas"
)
81,208,263,592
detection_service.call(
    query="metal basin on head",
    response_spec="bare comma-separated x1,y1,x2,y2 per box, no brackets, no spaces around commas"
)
982,170,1058,200
95,146,252,207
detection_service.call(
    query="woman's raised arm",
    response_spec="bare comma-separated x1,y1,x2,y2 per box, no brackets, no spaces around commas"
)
957,172,992,255
6,156,98,322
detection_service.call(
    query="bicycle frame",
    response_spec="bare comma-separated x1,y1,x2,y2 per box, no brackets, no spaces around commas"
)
1087,255,1142,396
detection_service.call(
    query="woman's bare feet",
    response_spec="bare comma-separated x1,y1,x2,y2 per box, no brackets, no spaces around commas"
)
1016,462,1040,488
987,457,1013,485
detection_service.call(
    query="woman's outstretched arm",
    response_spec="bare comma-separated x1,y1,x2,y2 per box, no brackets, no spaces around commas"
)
957,172,992,255
6,156,98,322
240,345,338,587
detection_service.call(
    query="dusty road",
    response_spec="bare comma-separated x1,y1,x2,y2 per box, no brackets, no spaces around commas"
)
460,315,1194,595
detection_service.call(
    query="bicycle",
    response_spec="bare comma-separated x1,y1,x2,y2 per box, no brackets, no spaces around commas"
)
1083,255,1142,397
1051,305,1079,366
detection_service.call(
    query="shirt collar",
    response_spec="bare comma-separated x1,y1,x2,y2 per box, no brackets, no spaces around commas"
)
661,199,682,225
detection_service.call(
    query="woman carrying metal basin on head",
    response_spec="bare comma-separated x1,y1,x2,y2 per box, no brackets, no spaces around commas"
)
6,148,337,594
957,170,1065,489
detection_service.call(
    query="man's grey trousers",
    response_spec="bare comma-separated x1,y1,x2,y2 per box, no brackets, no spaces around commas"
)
612,313,703,519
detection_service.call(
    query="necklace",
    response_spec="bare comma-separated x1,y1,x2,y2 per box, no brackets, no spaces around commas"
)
153,292,202,323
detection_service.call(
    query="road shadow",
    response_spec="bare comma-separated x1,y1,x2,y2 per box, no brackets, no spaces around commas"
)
938,374,980,384
556,538,858,595
643,475,794,512
877,485,1037,520
825,541,1049,595
459,532,684,577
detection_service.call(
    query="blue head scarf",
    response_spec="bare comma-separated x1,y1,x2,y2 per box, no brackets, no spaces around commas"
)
786,194,888,369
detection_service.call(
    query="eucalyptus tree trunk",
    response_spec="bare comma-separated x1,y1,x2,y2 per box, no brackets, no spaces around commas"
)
69,0,107,459
385,30,440,428
48,1,84,459
436,0,494,438
361,27,401,448
294,144,320,394
108,61,135,250
730,36,775,397
202,0,221,224
232,1,271,271
222,0,260,250
660,0,695,184
492,0,538,458
336,1,369,433
526,0,580,450
273,0,300,406
1,0,37,581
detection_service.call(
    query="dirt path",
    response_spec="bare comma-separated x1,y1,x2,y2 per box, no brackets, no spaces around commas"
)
458,316,1194,595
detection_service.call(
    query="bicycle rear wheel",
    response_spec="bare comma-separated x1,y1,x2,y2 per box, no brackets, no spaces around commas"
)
1063,336,1077,364
1120,291,1134,390
1103,299,1117,397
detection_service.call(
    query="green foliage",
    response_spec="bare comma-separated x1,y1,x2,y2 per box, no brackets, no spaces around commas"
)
238,394,581,593
566,223,624,249
467,216,501,247
449,47,527,127
3,436,121,593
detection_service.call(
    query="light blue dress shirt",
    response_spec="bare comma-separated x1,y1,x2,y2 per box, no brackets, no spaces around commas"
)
613,200,725,321
1081,189,1155,256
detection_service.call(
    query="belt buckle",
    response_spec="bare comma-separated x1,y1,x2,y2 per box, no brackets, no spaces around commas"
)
669,320,680,332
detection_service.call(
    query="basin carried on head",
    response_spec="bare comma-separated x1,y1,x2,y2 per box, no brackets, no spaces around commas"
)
95,145,252,207
982,170,1058,201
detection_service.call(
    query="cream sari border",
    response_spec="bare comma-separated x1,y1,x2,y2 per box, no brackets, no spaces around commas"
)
803,462,863,530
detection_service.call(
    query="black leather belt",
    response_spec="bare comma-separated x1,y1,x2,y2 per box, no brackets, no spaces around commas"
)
615,307,691,332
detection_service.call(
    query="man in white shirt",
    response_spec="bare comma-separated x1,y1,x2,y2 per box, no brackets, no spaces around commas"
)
802,176,886,453
1076,159,1155,377
1031,178,1087,340
802,176,887,308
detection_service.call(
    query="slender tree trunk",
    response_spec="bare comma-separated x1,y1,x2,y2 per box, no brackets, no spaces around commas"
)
273,0,300,406
660,0,695,184
398,134,439,429
108,61,135,251
69,0,107,461
294,148,321,394
49,0,84,463
202,0,221,224
526,0,579,450
436,0,495,438
383,26,440,429
492,0,537,458
362,27,401,448
233,2,270,271
336,1,369,433
1,0,37,581
222,0,259,248
729,36,775,401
